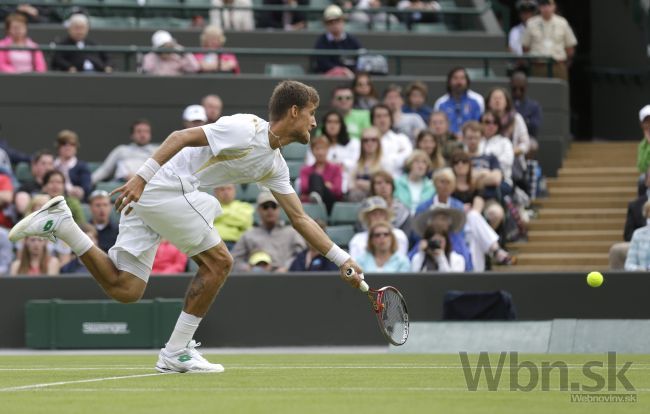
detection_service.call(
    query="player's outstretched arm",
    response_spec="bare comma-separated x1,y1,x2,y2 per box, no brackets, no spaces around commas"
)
112,127,209,214
272,191,364,288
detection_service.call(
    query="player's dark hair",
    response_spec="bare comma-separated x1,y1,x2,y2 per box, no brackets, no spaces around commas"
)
268,81,320,122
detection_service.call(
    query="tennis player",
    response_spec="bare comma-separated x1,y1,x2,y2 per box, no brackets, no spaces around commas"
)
9,81,365,373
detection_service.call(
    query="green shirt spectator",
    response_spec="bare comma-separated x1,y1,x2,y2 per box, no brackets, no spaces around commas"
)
637,105,650,173
213,184,254,249
330,86,371,140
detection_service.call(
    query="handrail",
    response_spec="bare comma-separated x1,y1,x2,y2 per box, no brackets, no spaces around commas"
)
0,44,555,76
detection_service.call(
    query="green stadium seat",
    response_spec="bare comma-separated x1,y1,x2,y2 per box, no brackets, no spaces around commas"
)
239,183,261,203
89,16,137,29
95,181,123,200
136,17,192,29
87,161,102,173
326,225,355,249
184,0,211,5
328,202,360,225
286,161,303,180
347,21,370,33
147,0,182,5
101,0,139,5
412,23,449,34
110,208,121,225
80,203,91,222
281,143,307,161
264,64,305,77
306,20,324,31
466,67,497,79
15,162,33,184
186,259,199,273
302,202,328,223
372,21,408,32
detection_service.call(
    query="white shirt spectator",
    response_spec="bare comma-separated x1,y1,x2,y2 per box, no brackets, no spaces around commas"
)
381,130,413,177
210,0,255,31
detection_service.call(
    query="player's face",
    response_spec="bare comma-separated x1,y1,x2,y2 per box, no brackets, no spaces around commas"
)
292,103,317,145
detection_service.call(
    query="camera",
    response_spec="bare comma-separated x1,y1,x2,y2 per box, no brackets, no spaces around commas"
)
427,239,441,250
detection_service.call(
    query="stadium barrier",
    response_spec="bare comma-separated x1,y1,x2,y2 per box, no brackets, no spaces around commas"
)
1,272,648,348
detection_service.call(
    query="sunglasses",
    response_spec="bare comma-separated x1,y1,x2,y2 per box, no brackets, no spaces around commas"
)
362,137,379,142
482,119,496,125
260,202,278,210
371,231,391,239
335,95,353,101
453,159,469,165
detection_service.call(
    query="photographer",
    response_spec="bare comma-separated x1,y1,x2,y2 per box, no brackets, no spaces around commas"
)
411,223,465,272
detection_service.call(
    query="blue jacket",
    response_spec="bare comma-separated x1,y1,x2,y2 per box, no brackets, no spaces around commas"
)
313,32,362,73
514,97,543,137
67,160,93,201
433,90,484,134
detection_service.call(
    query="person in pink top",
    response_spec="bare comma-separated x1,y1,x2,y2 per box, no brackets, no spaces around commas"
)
0,13,46,73
299,135,343,213
194,25,240,74
151,239,188,274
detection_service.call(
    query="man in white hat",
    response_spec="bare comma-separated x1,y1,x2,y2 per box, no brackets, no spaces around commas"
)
182,105,208,129
313,5,363,77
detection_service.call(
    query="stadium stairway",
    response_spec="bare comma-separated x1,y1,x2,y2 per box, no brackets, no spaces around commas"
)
505,141,639,272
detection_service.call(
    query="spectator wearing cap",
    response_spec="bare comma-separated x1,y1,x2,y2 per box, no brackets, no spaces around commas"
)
53,129,92,202
248,250,273,273
349,196,409,260
213,184,254,250
510,71,543,138
195,25,240,74
231,191,306,272
51,13,111,73
152,239,188,275
299,135,343,214
313,5,363,77
141,30,200,76
508,0,538,56
522,0,577,80
182,104,208,129
402,81,434,125
636,105,650,175
624,200,650,271
87,189,119,253
0,13,47,73
355,221,411,273
383,84,426,143
92,119,158,184
202,94,223,123
209,0,255,31
433,67,485,136
289,219,339,272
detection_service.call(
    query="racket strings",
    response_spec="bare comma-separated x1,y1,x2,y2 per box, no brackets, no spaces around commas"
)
380,290,408,345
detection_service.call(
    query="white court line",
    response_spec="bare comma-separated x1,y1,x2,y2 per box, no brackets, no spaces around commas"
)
0,372,169,392
5,387,650,393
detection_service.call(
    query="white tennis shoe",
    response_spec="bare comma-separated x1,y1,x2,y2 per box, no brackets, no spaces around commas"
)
8,196,72,243
155,340,224,373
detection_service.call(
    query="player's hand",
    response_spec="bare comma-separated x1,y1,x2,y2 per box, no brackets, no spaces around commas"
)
111,175,146,215
340,258,364,289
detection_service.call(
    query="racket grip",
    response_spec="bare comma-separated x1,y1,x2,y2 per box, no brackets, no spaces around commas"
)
359,281,369,292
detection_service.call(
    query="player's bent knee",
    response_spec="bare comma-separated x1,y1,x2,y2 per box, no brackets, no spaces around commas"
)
109,272,147,304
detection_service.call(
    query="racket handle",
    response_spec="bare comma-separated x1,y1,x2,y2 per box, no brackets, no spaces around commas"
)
345,268,369,293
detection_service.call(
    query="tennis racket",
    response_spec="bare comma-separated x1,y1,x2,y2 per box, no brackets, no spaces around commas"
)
346,268,409,346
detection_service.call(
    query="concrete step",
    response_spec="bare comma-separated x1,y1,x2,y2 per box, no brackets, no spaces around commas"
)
538,208,625,219
528,218,623,231
533,198,628,209
563,159,639,167
569,142,637,149
548,187,635,197
514,253,610,266
546,176,635,188
509,240,615,254
527,229,621,242
558,166,638,178
492,264,606,272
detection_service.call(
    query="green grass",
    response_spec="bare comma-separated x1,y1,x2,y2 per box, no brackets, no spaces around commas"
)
0,353,648,414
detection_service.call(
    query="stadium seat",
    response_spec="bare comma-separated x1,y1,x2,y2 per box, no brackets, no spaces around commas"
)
372,21,408,32
80,203,91,222
89,16,137,29
146,0,182,5
302,202,328,223
239,183,261,203
15,162,33,184
184,0,211,5
328,202,360,225
326,225,355,249
136,17,192,29
186,258,199,273
286,161,303,180
412,23,449,34
281,143,307,161
87,161,102,173
465,67,497,79
264,64,305,77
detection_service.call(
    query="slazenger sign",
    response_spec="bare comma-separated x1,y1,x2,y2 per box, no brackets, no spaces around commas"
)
82,322,130,334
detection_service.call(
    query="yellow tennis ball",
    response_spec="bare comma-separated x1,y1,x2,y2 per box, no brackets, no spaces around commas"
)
586,271,604,288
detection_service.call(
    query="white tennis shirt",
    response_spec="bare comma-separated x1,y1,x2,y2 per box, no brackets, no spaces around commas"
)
149,114,295,195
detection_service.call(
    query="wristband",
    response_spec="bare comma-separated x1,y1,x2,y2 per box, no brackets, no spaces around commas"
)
325,244,351,267
136,158,161,183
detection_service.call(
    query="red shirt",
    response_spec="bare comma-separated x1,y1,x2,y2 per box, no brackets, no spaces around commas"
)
299,162,343,201
151,240,188,274
0,174,14,228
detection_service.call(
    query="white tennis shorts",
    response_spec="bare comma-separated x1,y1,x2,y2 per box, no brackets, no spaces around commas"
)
108,173,222,282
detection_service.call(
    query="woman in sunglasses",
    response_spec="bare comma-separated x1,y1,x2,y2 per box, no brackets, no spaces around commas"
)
355,221,411,273
348,127,391,202
481,110,515,188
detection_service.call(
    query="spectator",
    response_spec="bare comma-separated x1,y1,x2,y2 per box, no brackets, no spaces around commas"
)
0,227,12,274
402,81,433,124
299,136,343,213
195,25,240,74
355,221,411,273
202,94,223,123
397,0,441,29
625,200,650,271
330,85,370,140
248,250,274,273
371,104,413,177
394,150,436,214
0,169,14,228
0,4,62,24
289,219,339,272
92,119,158,184
508,0,538,56
411,219,465,272
510,71,543,138
313,5,363,77
142,30,200,76
305,110,360,178
14,150,54,216
209,0,255,31
352,72,379,110
182,104,208,129
521,0,577,80
50,13,111,73
383,84,426,143
485,87,530,157
414,129,447,172
369,170,412,234
349,196,409,259
213,184,253,251
152,239,188,274
9,235,59,275
348,127,391,201
258,0,308,31
231,191,306,272
42,170,86,225
349,0,400,27
433,67,485,135
429,111,463,161
481,110,515,188
87,189,119,253
462,121,506,201
636,105,650,175
0,13,46,73
53,129,92,201
60,223,97,274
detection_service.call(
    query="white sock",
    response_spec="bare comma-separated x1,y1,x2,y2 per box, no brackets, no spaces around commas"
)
165,311,202,352
57,217,94,256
